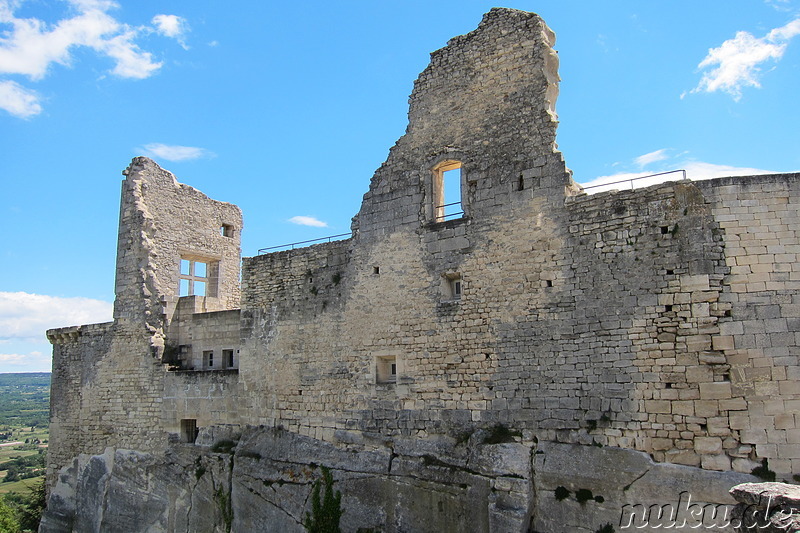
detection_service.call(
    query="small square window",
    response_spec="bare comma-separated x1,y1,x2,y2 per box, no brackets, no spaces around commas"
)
376,355,397,384
221,224,235,238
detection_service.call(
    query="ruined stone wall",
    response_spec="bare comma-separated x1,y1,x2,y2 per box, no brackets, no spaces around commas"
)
232,7,799,480
48,158,244,485
352,8,573,240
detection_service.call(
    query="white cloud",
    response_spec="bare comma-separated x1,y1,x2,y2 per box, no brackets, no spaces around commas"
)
635,149,669,168
140,143,213,162
0,351,50,371
0,0,187,117
692,18,800,99
152,14,188,49
0,79,41,117
0,291,112,342
579,161,777,194
288,216,328,228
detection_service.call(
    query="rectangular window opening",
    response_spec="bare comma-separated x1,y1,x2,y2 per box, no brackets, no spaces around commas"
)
204,350,214,369
376,356,397,384
221,224,235,238
181,419,198,444
443,273,462,301
179,256,218,297
432,160,463,222
223,349,234,369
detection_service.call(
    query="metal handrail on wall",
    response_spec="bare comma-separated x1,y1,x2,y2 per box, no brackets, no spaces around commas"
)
258,232,352,254
434,201,464,222
581,169,688,191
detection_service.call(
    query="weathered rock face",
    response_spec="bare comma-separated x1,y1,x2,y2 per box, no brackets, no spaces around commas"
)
730,482,800,532
40,425,758,533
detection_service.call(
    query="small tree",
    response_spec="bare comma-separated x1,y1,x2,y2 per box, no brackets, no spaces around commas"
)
0,498,20,533
18,479,47,532
303,466,343,533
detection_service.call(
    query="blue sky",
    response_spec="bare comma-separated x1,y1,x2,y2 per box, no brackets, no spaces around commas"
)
2,0,799,372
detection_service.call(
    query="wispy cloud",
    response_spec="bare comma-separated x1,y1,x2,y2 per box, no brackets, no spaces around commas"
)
0,80,41,118
0,351,50,371
0,0,187,117
691,18,800,100
140,143,214,162
152,14,189,49
288,216,328,228
635,149,669,168
0,291,112,342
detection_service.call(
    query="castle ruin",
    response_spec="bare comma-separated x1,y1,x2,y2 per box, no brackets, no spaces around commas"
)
42,8,799,532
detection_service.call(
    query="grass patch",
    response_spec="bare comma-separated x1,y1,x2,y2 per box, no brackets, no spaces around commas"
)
751,458,776,482
0,475,42,496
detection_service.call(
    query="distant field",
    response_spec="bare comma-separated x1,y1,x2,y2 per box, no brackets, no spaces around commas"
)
0,373,50,495
0,475,43,495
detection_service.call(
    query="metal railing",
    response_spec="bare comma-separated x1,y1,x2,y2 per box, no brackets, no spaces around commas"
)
434,202,464,222
581,169,687,192
258,232,352,254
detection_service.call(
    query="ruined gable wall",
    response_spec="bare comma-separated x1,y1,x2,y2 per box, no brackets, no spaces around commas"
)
115,157,242,332
353,8,573,240
48,158,244,487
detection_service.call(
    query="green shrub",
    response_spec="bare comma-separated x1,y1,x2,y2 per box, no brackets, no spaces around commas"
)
304,466,343,533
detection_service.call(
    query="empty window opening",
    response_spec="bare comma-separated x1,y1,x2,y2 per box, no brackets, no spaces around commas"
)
181,419,198,444
451,278,462,299
373,266,380,275
544,279,553,288
660,226,669,235
221,224,235,238
204,350,214,369
179,258,209,296
517,175,525,191
443,273,462,301
432,160,463,222
376,356,397,384
223,349,235,369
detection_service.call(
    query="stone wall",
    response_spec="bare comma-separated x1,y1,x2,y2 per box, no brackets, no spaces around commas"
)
698,175,800,476
47,158,244,486
44,7,800,532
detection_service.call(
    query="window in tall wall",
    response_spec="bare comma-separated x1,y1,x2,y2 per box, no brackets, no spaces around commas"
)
431,160,463,222
221,224,235,238
204,350,214,369
180,258,207,296
179,256,220,297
